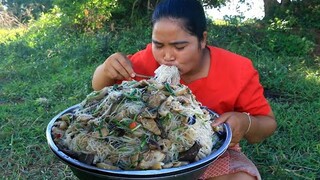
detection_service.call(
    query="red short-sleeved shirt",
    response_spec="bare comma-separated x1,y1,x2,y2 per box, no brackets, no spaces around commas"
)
128,44,271,115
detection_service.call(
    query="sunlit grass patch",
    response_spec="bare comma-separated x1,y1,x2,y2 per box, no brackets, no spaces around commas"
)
304,69,320,83
0,28,27,43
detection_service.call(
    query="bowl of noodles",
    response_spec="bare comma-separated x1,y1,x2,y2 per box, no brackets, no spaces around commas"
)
46,66,231,180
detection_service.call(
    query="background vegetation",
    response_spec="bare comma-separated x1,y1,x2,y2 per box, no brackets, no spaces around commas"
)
0,0,319,179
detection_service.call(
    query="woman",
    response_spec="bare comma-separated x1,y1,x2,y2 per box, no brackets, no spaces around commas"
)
92,0,277,179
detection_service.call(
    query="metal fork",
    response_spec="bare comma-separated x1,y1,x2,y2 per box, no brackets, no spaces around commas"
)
134,73,153,79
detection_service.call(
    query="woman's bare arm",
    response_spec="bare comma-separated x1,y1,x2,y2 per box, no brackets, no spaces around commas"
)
212,110,277,147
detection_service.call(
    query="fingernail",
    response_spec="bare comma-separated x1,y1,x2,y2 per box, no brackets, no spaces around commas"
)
131,73,135,78
212,123,218,126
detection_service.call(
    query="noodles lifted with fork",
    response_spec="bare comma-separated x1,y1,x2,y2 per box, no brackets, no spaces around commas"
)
154,65,180,85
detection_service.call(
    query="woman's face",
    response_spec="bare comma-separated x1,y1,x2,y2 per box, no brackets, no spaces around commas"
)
152,18,207,76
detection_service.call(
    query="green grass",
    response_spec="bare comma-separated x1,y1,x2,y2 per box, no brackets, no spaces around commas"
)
0,17,319,179
207,23,320,179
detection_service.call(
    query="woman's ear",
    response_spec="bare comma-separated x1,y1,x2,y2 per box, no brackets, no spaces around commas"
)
201,31,208,49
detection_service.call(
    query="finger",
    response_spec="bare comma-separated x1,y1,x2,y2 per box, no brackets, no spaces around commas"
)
211,115,228,126
114,54,135,79
103,57,125,80
105,55,130,80
105,64,126,80
228,142,236,147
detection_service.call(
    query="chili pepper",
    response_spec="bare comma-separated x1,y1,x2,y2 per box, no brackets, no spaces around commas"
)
55,133,62,139
129,122,137,129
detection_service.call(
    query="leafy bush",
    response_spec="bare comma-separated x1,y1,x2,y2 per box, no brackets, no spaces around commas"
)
263,31,314,57
269,0,320,29
53,0,118,32
1,0,54,23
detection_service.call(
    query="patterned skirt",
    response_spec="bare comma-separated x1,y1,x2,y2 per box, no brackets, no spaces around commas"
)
199,145,261,180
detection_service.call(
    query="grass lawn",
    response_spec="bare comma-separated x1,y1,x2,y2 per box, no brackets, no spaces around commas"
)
0,18,319,179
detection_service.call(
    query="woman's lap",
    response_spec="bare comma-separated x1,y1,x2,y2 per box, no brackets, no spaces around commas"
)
199,149,261,180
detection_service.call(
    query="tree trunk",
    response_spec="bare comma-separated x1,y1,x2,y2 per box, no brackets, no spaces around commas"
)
281,0,291,7
263,0,280,19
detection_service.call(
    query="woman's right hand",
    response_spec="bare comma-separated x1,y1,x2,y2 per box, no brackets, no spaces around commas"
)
92,53,135,90
103,53,135,81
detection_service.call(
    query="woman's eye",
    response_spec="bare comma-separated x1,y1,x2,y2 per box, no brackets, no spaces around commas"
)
155,44,163,49
175,46,185,50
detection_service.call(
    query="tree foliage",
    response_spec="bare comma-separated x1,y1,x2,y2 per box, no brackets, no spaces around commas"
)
201,0,228,8
51,0,231,32
0,0,229,26
263,0,320,28
2,0,320,30
1,0,53,23
53,0,119,32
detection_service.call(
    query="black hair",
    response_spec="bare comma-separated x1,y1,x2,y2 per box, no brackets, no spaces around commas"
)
152,0,207,41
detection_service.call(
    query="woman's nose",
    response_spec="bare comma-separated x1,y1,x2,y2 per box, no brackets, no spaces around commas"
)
163,50,174,61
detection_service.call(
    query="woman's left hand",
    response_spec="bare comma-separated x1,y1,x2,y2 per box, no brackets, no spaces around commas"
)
211,111,277,147
211,112,250,147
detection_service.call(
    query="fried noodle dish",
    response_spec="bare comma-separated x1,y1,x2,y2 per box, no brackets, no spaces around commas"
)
52,65,224,170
